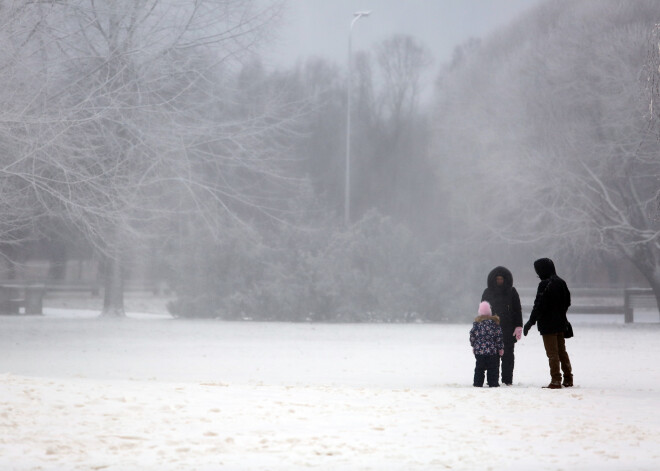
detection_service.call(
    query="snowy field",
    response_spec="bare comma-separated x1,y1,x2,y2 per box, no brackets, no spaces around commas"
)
1,309,660,470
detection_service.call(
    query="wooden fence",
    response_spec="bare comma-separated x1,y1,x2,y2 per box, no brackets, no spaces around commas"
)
521,287,658,324
0,281,162,315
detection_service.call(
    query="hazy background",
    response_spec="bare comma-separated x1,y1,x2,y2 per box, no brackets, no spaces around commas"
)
267,0,541,99
1,0,659,322
270,1,539,65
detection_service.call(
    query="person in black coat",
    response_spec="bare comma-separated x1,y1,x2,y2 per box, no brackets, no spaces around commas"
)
523,258,573,389
480,266,523,386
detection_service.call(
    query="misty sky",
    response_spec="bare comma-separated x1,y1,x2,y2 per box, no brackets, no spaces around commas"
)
267,0,542,69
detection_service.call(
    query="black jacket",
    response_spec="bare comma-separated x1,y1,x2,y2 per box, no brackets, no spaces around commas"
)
527,258,571,335
480,266,523,341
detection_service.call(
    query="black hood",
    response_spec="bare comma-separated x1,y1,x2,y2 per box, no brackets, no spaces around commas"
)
534,258,557,280
486,266,513,290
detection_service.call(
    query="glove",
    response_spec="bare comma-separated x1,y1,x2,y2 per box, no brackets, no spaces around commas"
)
514,327,523,341
499,349,504,357
523,323,532,336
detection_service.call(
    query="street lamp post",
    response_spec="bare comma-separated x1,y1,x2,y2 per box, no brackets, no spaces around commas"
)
345,10,371,226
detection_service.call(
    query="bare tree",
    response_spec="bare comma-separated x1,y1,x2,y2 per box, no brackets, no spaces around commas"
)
375,34,432,130
434,0,660,311
645,22,660,219
350,35,434,227
0,3,54,275
0,0,301,316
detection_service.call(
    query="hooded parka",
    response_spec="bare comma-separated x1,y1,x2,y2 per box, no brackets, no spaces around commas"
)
527,258,571,335
480,266,523,341
481,266,523,385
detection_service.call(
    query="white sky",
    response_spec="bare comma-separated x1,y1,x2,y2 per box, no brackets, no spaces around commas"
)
265,0,542,69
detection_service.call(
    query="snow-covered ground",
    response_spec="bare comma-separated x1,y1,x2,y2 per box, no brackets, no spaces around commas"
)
1,308,660,470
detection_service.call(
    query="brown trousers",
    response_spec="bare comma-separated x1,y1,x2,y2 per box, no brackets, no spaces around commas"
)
542,333,573,385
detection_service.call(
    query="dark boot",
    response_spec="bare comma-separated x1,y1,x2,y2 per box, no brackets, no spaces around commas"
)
486,355,500,387
501,341,515,385
557,336,573,385
543,382,562,389
473,355,486,387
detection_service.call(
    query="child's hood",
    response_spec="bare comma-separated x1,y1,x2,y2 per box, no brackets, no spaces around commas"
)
474,315,500,324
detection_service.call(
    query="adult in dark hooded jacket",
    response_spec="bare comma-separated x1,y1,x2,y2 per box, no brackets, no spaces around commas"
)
480,266,523,385
523,258,573,389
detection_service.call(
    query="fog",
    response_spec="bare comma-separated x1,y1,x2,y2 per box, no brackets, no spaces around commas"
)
0,0,657,320
1,1,660,469
266,0,539,100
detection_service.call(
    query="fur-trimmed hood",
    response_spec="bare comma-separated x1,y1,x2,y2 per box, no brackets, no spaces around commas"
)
486,266,513,290
474,315,500,324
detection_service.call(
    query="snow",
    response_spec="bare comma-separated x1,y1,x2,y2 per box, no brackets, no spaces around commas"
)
1,309,660,470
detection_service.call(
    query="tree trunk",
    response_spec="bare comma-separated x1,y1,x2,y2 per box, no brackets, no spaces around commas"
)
629,252,660,321
101,252,125,317
651,276,660,322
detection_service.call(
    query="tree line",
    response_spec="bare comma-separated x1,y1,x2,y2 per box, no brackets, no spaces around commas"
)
434,0,660,312
1,0,659,320
0,0,449,321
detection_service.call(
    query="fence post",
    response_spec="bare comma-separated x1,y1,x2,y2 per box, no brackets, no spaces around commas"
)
24,285,45,315
623,289,633,324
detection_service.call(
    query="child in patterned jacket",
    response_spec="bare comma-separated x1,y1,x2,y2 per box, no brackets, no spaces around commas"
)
470,301,504,387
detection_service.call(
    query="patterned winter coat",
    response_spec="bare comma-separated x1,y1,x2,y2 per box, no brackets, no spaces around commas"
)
469,315,504,356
